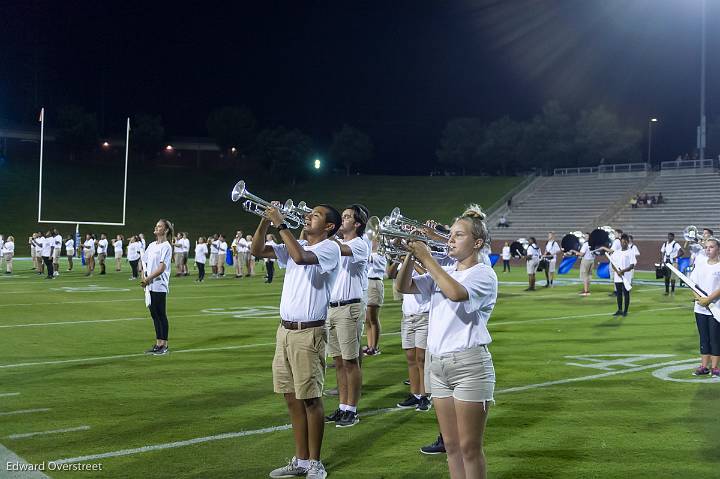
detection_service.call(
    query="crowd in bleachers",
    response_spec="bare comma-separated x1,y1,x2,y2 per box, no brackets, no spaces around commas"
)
630,192,664,209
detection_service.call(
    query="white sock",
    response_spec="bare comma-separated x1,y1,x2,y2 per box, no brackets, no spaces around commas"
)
413,394,422,400
297,458,310,469
339,404,348,411
346,405,357,413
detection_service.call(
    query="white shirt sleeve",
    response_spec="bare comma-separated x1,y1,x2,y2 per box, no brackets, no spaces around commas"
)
348,237,370,264
461,266,498,314
272,243,290,268
413,273,435,301
313,240,341,274
160,242,172,265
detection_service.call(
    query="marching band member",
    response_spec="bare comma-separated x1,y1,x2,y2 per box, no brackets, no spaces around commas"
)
603,234,635,317
173,232,185,277
141,219,174,356
687,228,713,266
688,237,720,377
251,204,341,479
231,230,245,278
245,234,255,276
324,205,369,428
65,235,75,271
661,232,683,295
194,237,208,282
365,237,386,356
2,235,14,274
127,235,142,280
501,241,511,273
97,233,109,275
182,233,190,276
113,234,124,272
543,232,561,287
525,237,541,291
628,234,640,261
209,233,219,277
397,205,497,479
570,234,594,296
40,230,55,279
264,233,277,283
216,234,227,277
52,228,62,277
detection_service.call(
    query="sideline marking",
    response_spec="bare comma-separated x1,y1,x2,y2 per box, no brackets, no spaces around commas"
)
7,426,90,440
0,443,51,478
0,392,20,398
48,357,693,465
0,408,51,416
0,292,275,308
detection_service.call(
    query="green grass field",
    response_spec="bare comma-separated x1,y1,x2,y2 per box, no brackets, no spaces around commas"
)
1,258,718,479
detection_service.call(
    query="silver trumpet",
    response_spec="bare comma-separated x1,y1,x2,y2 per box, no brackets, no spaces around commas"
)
683,225,699,243
366,215,448,256
230,180,305,229
388,207,450,240
284,199,313,218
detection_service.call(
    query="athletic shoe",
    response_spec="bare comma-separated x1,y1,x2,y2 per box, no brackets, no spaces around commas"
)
361,346,369,355
416,396,432,412
420,435,446,455
712,368,720,378
524,287,535,291
364,347,381,356
325,408,343,422
403,379,411,386
335,410,359,428
269,456,308,478
306,460,327,479
53,271,59,277
693,366,710,376
622,312,628,317
612,310,622,316
145,345,160,354
397,394,421,409
153,345,169,356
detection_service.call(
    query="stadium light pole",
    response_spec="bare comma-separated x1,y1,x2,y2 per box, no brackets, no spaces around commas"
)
697,0,707,162
648,118,658,165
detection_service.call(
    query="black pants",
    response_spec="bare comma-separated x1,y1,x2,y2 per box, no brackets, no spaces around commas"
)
148,291,169,340
502,259,510,272
197,262,205,281
696,312,720,355
615,282,630,313
266,260,274,283
663,265,675,292
129,259,139,278
42,256,54,278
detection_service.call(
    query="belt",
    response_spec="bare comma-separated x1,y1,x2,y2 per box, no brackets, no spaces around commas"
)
368,277,382,281
281,320,325,330
328,298,362,308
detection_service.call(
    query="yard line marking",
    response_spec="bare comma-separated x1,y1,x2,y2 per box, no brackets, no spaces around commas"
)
492,306,687,327
0,443,51,478
0,292,277,308
6,426,90,440
0,408,51,416
0,344,276,369
0,393,20,398
0,312,279,329
49,357,692,465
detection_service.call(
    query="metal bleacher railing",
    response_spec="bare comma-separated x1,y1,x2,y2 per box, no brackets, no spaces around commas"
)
660,158,716,170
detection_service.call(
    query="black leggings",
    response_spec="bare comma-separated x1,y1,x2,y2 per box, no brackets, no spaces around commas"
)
664,265,675,292
696,312,720,355
42,256,54,278
148,291,169,340
615,282,630,313
129,259,139,279
197,262,205,281
502,259,510,272
266,260,274,283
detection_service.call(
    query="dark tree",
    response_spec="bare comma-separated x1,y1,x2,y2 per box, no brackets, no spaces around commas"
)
477,116,525,175
519,101,576,171
206,106,257,153
55,105,98,162
256,127,313,185
329,125,373,176
436,118,484,175
575,105,641,166
131,114,165,165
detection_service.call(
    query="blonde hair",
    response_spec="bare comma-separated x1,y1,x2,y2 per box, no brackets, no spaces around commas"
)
158,219,175,242
457,203,489,244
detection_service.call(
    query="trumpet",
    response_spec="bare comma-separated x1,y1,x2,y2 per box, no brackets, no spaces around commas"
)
230,180,305,229
683,225,699,243
388,207,450,240
367,216,448,255
284,199,313,218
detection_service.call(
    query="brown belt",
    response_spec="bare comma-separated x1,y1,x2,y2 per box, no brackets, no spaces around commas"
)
281,320,325,330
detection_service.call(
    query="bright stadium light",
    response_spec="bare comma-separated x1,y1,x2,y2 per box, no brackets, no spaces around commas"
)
314,158,321,170
165,145,174,151
102,141,110,149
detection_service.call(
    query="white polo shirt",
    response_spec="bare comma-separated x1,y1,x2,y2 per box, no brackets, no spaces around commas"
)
272,239,340,323
609,249,636,284
210,240,219,256
54,234,62,251
611,238,622,252
415,262,498,356
181,238,190,253
218,241,228,255
330,237,369,302
527,243,541,261
501,246,511,260
690,256,720,315
368,252,387,280
174,239,184,254
114,239,123,255
142,241,172,293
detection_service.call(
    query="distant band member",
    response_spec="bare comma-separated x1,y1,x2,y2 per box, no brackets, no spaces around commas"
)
365,237,386,356
52,228,62,277
604,234,635,317
525,237,540,291
661,232,683,295
65,235,75,271
543,232,561,287
195,237,208,282
251,203,341,479
501,241,511,273
113,234,124,272
689,238,720,377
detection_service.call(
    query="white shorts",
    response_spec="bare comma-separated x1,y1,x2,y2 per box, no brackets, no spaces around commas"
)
66,249,75,257
426,345,495,402
52,249,60,260
209,253,218,265
526,258,539,274
548,258,557,273
401,313,429,350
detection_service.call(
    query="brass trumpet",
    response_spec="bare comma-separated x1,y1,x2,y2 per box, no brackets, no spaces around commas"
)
230,180,305,229
366,216,448,256
388,207,450,240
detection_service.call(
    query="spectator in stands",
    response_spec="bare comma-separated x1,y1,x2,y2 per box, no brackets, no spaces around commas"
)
646,196,653,208
497,215,508,228
657,192,664,204
506,197,512,210
630,196,638,209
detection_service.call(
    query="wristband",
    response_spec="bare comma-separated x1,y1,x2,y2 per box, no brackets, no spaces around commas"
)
277,223,288,231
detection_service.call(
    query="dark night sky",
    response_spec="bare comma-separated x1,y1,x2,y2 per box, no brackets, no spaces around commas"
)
1,0,718,173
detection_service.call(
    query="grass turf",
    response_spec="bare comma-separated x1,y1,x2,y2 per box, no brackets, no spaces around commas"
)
1,259,718,478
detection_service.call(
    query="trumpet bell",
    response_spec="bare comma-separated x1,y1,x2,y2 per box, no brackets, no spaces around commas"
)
683,225,699,242
366,216,381,241
231,180,247,202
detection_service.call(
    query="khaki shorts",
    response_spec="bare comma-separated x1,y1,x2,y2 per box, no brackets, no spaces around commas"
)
580,258,593,280
547,258,557,273
174,253,185,265
52,249,60,261
327,302,363,360
272,324,326,400
217,253,225,268
84,251,93,261
209,253,217,266
98,253,107,263
367,278,385,306
526,258,539,275
401,313,429,350
426,345,495,403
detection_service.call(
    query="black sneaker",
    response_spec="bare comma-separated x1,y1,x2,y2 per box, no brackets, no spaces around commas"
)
145,345,160,354
420,435,446,455
612,310,622,316
397,394,421,409
153,345,169,355
325,408,343,422
416,396,432,412
335,410,359,428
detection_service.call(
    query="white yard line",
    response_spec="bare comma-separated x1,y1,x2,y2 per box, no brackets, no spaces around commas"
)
0,443,51,478
492,306,687,327
0,292,276,308
0,408,51,416
6,426,90,440
48,357,693,465
0,392,20,398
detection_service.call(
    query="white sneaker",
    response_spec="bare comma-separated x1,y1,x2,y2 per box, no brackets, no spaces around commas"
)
306,460,327,479
53,271,59,277
269,457,307,478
